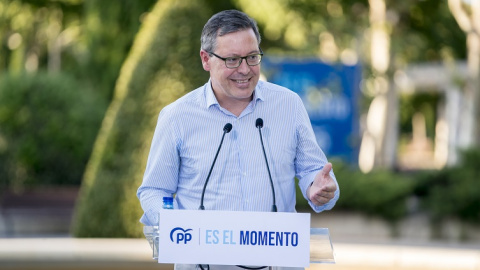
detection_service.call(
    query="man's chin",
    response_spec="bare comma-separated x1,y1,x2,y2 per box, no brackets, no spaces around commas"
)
231,90,255,101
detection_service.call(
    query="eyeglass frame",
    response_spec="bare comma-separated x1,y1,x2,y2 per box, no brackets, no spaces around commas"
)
207,49,264,69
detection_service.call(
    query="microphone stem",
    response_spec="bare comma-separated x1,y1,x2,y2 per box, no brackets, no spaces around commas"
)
258,127,277,212
199,130,227,210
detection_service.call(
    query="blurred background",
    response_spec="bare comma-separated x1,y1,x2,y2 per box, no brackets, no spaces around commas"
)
0,0,479,269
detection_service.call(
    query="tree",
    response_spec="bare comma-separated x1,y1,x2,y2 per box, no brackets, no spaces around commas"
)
0,0,83,74
73,0,212,237
359,0,467,171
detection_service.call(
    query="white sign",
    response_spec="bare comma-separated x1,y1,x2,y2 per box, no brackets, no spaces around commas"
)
157,210,311,267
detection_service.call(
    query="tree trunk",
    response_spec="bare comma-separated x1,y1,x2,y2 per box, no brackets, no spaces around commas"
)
359,0,398,172
448,0,480,149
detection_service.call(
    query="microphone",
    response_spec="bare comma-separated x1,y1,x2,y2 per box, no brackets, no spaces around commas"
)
199,123,233,210
255,118,277,212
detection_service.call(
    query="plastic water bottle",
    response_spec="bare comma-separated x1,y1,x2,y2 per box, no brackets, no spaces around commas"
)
153,197,173,260
162,196,174,209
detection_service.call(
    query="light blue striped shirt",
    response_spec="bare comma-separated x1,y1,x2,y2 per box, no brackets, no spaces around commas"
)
137,80,339,225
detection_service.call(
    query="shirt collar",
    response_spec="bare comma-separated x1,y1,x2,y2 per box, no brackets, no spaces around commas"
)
205,79,265,109
205,80,219,108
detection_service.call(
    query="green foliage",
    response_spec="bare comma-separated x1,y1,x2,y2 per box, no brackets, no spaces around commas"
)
417,149,480,225
72,0,212,238
0,0,83,74
0,71,105,191
296,161,414,223
389,0,466,63
235,0,370,55
0,0,156,100
80,0,158,100
333,162,414,223
296,151,480,227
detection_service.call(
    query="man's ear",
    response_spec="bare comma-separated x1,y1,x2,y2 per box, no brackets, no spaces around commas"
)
200,50,211,71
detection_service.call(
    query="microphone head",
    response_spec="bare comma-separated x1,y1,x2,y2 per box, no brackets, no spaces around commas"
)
223,123,233,133
255,118,263,128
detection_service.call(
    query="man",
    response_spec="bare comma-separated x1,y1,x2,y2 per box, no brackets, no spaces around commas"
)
137,9,339,270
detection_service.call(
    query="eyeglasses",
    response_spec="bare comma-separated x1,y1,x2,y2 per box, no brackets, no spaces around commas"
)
208,51,263,69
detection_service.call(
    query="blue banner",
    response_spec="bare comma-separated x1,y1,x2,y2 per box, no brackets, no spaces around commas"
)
262,57,361,163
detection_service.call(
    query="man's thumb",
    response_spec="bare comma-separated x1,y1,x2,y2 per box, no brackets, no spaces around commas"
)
321,163,332,178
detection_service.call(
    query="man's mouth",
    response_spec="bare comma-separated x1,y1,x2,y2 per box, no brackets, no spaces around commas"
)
232,79,249,83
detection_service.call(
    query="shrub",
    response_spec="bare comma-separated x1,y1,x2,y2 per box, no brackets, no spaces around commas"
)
418,148,480,225
0,72,105,191
296,161,415,224
334,162,414,223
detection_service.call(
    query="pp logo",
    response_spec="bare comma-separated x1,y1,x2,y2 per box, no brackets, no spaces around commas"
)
170,227,193,244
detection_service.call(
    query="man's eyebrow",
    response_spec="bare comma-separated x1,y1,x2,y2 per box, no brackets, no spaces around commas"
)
227,50,261,57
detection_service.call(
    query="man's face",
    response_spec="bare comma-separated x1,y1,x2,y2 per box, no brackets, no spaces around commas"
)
200,28,261,107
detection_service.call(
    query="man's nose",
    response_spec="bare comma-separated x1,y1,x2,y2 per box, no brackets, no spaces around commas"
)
236,59,250,74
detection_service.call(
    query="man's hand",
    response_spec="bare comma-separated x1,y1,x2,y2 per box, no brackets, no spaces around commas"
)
307,163,337,206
